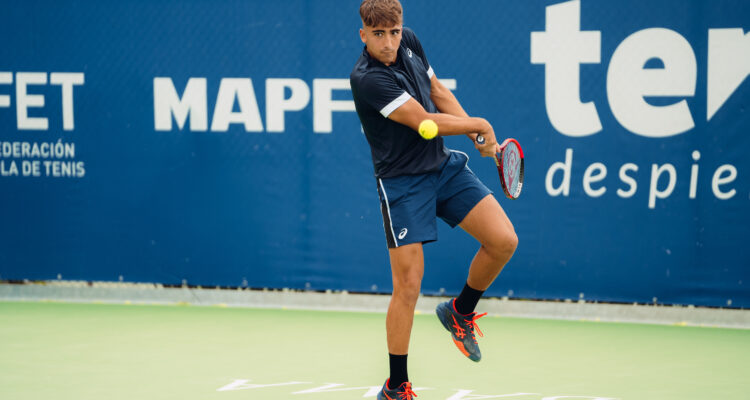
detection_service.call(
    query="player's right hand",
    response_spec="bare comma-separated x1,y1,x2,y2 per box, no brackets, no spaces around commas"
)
475,123,499,157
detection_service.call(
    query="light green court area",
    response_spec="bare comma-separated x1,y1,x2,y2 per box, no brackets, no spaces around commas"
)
1,301,748,400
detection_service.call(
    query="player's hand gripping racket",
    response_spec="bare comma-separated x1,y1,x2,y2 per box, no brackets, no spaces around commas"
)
476,135,524,199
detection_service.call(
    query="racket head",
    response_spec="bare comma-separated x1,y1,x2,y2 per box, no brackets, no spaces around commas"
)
497,138,524,199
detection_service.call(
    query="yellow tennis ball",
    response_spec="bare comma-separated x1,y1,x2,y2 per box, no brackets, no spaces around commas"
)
418,119,438,140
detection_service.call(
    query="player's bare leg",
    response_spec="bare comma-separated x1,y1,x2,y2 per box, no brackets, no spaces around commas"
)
436,194,517,361
459,194,518,290
384,242,423,389
387,242,424,354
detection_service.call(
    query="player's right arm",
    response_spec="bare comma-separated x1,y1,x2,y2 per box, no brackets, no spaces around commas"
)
388,98,499,157
352,68,498,156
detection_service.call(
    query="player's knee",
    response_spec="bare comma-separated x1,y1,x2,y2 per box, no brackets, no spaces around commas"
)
486,228,518,261
506,231,519,256
393,273,422,302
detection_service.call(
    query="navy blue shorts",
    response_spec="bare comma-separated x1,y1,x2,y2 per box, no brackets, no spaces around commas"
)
376,150,493,248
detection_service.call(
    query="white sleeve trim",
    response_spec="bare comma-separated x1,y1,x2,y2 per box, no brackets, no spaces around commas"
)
427,66,434,78
380,91,411,118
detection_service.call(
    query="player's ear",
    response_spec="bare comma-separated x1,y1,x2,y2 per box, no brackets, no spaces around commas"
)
359,28,366,43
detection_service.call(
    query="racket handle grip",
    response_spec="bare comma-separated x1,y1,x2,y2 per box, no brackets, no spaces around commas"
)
475,135,485,145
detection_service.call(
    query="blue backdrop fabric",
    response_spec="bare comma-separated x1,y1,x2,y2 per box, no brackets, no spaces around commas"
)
0,0,748,308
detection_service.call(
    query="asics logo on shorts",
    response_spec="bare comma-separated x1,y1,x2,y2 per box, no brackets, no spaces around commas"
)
398,228,408,239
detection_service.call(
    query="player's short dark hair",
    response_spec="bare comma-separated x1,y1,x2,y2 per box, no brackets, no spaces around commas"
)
359,0,403,28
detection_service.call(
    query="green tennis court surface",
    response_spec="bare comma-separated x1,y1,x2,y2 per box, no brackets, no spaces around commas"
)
1,301,748,400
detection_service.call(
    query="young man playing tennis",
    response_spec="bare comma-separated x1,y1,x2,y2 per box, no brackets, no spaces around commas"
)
350,0,518,398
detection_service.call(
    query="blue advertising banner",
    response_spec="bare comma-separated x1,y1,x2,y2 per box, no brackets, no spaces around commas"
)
0,0,748,307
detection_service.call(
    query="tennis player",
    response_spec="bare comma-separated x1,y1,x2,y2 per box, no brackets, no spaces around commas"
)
350,0,518,398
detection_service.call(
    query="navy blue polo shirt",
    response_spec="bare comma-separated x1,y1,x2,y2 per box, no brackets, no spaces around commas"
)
350,27,450,179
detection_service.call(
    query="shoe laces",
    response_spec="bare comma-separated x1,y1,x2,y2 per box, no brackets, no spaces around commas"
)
451,311,487,343
398,382,417,399
466,312,487,342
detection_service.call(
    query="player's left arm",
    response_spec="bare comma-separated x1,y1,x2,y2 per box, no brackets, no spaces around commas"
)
429,75,479,143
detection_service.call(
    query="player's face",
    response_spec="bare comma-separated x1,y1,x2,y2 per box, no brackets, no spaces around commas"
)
360,24,402,66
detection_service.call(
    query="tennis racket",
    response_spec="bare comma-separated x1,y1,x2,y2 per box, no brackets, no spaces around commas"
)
476,135,524,200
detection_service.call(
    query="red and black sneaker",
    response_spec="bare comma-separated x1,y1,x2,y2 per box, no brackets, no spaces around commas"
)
377,379,417,400
436,298,487,362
